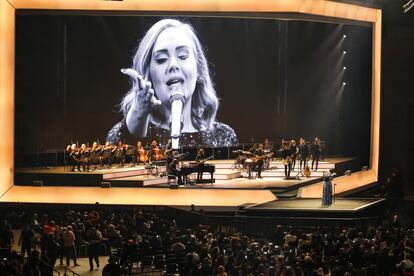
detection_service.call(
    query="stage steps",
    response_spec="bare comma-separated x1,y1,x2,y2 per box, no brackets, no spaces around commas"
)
274,189,299,199
209,161,335,170
108,175,169,187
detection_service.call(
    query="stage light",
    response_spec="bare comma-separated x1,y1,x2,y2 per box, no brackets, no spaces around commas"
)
362,165,369,171
342,82,346,86
345,170,352,176
343,34,347,38
343,50,347,55
343,66,347,70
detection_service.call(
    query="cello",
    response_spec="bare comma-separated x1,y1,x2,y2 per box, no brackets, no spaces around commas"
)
151,140,163,161
137,141,148,163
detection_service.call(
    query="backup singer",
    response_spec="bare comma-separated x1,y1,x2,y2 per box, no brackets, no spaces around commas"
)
254,144,265,179
289,140,298,171
298,137,309,171
107,19,237,147
311,137,321,171
281,144,292,179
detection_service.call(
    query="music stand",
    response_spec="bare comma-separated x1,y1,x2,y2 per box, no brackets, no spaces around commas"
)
294,168,304,180
230,150,243,171
245,161,258,179
230,158,242,171
145,163,159,176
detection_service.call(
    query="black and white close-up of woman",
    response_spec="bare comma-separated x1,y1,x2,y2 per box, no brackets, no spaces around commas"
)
106,18,238,148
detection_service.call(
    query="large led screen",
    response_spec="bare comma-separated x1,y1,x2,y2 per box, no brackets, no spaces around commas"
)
15,13,372,165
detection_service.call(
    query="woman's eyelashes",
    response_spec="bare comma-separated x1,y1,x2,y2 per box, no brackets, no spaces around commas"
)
178,54,188,60
155,58,167,64
177,48,190,60
154,50,190,64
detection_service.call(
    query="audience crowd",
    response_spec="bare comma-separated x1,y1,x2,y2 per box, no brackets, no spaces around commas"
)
0,205,413,275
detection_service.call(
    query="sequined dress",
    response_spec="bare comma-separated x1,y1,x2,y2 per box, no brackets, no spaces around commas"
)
106,118,238,148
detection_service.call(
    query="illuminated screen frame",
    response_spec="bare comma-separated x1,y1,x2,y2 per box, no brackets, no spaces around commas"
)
0,0,381,197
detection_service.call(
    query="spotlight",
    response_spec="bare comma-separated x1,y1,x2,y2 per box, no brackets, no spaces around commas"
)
342,82,346,86
345,170,352,176
362,165,369,171
343,66,347,70
343,50,347,55
343,34,347,38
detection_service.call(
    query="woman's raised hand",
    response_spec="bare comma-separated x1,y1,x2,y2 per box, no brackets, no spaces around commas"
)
121,68,161,113
122,68,161,137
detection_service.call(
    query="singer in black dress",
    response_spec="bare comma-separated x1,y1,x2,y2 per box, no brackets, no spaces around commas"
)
106,19,237,148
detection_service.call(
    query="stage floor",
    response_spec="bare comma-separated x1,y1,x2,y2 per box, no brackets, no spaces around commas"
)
248,198,386,212
6,157,373,211
0,185,277,207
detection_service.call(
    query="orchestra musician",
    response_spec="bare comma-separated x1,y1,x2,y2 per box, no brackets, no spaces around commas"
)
136,141,148,164
65,145,73,171
311,137,321,171
150,140,163,162
289,140,299,171
123,142,136,165
281,143,292,179
114,141,127,167
298,137,309,171
163,139,173,158
69,144,80,172
89,141,102,170
79,144,90,172
102,141,116,167
195,148,206,182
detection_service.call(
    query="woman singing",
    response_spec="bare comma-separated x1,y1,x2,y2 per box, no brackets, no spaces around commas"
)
107,19,238,148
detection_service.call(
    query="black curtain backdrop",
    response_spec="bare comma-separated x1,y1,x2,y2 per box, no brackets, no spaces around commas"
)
15,14,372,163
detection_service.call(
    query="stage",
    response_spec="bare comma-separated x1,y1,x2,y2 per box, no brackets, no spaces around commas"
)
14,157,357,192
2,156,384,221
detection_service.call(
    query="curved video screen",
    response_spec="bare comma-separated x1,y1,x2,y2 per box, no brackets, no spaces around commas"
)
15,13,372,164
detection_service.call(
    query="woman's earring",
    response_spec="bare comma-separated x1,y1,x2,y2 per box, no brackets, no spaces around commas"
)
196,75,203,84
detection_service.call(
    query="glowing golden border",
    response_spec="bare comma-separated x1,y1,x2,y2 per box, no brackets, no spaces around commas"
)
0,0,381,199
0,0,15,197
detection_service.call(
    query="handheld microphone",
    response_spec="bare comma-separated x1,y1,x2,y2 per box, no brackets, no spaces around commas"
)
170,90,185,149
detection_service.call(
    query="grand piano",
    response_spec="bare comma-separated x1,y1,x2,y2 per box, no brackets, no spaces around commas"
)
180,162,215,184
